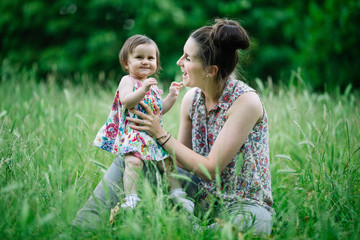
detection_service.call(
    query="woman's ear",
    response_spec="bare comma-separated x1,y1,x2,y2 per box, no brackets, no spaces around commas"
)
207,65,218,77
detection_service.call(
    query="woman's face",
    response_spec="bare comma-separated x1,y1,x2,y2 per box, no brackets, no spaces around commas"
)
177,37,207,88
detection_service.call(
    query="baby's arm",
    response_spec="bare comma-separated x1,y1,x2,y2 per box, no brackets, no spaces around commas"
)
162,81,183,114
119,76,158,109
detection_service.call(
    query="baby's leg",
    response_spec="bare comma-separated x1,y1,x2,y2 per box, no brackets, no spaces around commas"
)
123,155,144,195
118,155,143,211
123,155,143,195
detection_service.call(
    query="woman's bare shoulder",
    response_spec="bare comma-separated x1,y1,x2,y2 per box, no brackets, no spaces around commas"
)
182,88,197,105
228,91,263,121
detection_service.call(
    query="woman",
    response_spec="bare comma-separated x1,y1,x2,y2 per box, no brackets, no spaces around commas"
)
128,18,273,235
73,18,273,236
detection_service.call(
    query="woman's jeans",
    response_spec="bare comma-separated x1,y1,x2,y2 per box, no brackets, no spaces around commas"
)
72,156,272,235
72,156,125,229
176,168,273,235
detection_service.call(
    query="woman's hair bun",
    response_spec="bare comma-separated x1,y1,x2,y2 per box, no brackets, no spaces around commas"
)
210,19,250,51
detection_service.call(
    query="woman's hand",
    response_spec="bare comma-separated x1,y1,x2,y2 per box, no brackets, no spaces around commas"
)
127,102,166,138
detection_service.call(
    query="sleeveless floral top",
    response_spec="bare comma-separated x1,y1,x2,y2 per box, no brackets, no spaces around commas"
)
189,78,273,213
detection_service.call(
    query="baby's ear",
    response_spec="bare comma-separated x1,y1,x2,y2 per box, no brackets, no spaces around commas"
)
121,58,128,69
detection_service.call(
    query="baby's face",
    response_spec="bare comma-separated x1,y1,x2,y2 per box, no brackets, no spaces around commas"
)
125,43,157,81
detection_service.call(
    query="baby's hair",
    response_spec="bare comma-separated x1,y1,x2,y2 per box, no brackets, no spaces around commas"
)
119,34,161,74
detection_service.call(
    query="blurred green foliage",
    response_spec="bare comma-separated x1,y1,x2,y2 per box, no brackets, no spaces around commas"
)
1,0,359,90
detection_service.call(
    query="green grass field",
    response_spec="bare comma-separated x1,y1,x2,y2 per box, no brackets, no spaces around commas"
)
1,64,359,239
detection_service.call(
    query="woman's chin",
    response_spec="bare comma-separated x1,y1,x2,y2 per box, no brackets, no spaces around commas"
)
182,79,191,87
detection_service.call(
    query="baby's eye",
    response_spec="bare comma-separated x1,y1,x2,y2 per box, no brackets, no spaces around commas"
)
136,56,142,59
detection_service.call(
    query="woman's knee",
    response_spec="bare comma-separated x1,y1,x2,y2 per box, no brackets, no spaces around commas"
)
230,204,273,236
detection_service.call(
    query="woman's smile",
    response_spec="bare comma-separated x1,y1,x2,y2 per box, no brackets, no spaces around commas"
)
177,37,207,88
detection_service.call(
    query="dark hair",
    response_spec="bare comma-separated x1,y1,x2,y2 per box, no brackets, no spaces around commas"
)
119,34,161,74
190,19,250,98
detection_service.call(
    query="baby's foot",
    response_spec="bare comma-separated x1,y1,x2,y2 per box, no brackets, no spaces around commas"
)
120,194,141,210
172,196,195,213
170,188,194,214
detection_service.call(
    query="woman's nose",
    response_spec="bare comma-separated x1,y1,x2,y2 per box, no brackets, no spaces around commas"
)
176,56,183,66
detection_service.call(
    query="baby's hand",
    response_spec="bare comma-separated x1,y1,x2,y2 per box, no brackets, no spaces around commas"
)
143,78,158,90
169,81,183,97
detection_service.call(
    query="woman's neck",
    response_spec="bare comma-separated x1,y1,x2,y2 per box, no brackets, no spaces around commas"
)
202,91,219,113
203,77,227,104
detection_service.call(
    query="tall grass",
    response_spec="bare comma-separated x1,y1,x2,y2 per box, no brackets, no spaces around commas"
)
1,63,359,239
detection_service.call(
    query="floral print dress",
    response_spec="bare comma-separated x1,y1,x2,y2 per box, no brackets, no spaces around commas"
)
93,75,169,161
189,78,273,213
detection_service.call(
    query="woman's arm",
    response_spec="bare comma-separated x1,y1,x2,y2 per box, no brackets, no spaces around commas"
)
172,88,194,169
119,76,158,109
162,82,183,114
128,91,263,181
177,88,194,149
